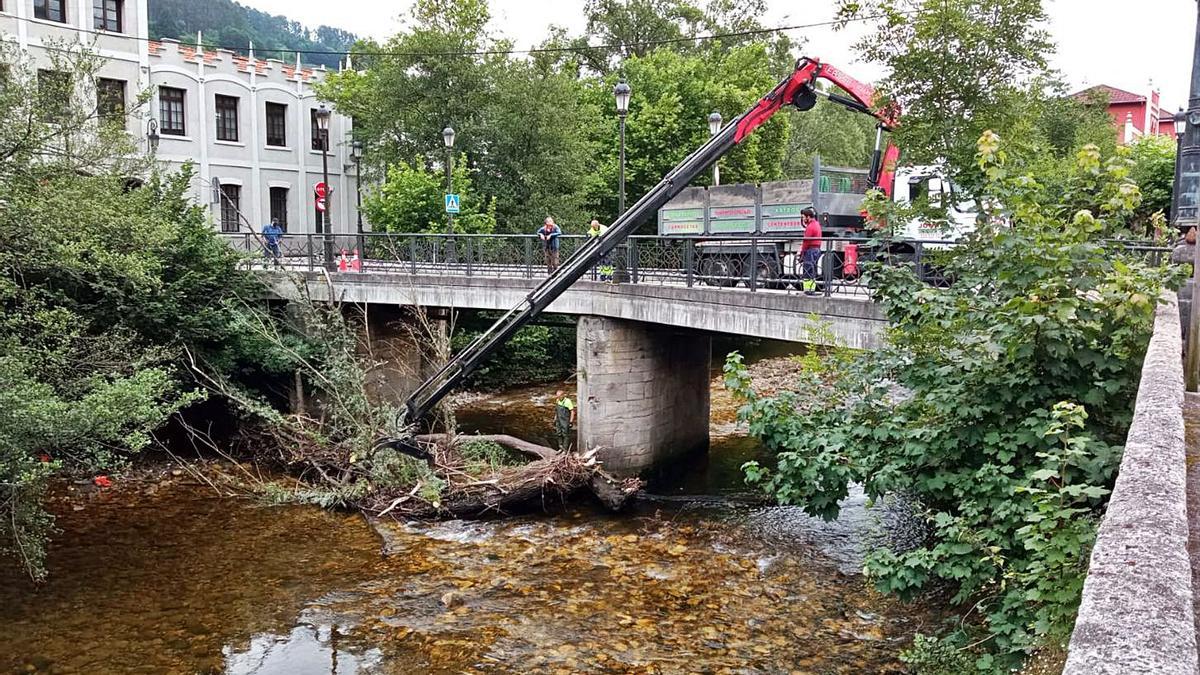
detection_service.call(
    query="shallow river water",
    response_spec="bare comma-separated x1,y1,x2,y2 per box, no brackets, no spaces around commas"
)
0,350,942,674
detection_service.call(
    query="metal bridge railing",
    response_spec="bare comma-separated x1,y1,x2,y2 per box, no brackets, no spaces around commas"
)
220,231,1173,299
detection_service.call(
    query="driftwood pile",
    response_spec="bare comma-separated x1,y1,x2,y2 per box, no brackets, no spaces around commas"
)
364,433,643,520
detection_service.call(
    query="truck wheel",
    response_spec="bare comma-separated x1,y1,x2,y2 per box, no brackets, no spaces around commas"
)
749,259,782,290
699,256,739,287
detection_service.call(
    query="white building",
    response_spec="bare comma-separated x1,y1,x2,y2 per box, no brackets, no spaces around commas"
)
0,0,362,235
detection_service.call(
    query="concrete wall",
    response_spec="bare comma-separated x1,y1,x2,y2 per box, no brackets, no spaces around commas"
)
1064,293,1198,675
577,317,711,475
276,273,887,349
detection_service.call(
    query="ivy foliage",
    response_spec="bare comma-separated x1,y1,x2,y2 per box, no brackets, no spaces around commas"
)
730,133,1180,668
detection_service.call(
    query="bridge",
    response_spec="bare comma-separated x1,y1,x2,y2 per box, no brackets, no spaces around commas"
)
227,231,1200,667
227,231,907,473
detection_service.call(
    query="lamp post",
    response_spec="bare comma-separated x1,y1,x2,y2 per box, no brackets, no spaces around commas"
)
351,139,364,234
613,79,631,215
708,111,722,186
443,126,455,235
1179,0,1200,390
314,103,335,271
146,118,160,155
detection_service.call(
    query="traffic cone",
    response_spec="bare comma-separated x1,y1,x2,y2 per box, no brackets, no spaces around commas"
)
351,248,362,272
338,249,349,272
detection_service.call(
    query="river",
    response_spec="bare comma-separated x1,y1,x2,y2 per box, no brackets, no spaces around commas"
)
0,344,941,674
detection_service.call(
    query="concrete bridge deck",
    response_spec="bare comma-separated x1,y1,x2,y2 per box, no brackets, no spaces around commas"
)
268,271,888,349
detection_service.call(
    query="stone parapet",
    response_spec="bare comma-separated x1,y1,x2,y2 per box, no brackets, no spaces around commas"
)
1064,293,1198,675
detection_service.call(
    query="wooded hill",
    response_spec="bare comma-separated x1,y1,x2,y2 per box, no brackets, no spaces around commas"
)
148,0,357,69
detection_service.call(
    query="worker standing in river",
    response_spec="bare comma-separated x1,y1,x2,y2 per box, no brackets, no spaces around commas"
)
554,390,575,452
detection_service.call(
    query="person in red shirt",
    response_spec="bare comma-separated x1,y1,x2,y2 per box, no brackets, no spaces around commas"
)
800,207,822,295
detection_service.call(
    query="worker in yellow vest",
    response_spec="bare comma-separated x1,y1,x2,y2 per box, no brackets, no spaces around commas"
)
554,390,576,451
588,219,615,283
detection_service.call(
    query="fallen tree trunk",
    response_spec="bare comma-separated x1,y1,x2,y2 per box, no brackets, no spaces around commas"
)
415,433,557,460
367,433,643,519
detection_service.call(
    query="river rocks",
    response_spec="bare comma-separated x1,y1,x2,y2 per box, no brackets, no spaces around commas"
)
439,591,464,608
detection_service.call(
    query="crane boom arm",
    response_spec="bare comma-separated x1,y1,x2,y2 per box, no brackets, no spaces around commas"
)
400,57,898,428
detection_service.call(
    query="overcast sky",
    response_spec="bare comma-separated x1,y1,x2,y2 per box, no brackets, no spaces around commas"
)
243,0,1198,109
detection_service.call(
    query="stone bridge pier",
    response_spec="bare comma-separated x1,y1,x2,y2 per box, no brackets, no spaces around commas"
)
576,316,711,475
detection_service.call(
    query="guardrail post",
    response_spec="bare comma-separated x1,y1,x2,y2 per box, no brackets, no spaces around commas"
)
749,234,758,292
408,236,418,275
914,241,924,284
630,239,640,284
684,238,694,288
306,233,314,272
357,233,366,270
524,238,533,278
465,238,473,277
823,238,833,298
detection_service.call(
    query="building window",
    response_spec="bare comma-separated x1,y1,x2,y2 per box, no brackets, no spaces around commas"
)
96,78,125,123
215,94,239,142
159,86,185,136
92,0,121,32
310,108,326,151
269,187,288,230
37,69,70,122
265,102,287,147
219,184,241,232
34,0,66,22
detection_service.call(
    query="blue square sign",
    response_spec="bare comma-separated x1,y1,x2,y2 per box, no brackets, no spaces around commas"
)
444,193,461,214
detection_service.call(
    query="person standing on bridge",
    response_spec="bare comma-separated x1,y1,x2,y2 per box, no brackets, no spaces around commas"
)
588,219,614,283
262,218,283,265
538,217,562,274
554,389,575,451
800,207,822,296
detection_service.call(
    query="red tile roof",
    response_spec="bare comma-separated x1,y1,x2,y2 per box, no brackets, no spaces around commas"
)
1073,84,1146,104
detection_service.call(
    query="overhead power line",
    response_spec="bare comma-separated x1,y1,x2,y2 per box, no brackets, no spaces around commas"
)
4,11,918,60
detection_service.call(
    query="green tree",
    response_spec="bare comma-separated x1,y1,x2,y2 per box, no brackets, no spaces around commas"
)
782,96,878,177
1127,134,1176,236
586,43,790,225
361,155,496,234
731,133,1174,667
837,0,1053,185
475,58,604,231
0,44,273,581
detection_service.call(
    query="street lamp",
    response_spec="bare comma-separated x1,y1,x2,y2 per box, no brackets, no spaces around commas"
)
351,139,364,235
708,111,722,186
146,118,160,155
443,126,455,235
314,103,335,271
614,79,631,215
1179,0,1200,390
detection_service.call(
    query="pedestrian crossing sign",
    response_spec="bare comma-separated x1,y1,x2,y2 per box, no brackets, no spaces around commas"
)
445,193,461,214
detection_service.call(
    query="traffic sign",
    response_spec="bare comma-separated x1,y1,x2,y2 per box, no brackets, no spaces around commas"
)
444,193,461,214
316,196,326,212
314,181,328,199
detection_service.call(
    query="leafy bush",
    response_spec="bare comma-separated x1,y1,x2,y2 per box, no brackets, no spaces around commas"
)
0,45,274,580
731,133,1177,668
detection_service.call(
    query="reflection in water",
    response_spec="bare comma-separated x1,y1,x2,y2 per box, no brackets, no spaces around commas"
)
0,344,939,674
224,624,384,675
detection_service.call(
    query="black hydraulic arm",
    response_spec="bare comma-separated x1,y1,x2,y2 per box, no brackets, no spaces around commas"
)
400,57,888,428
401,120,740,426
